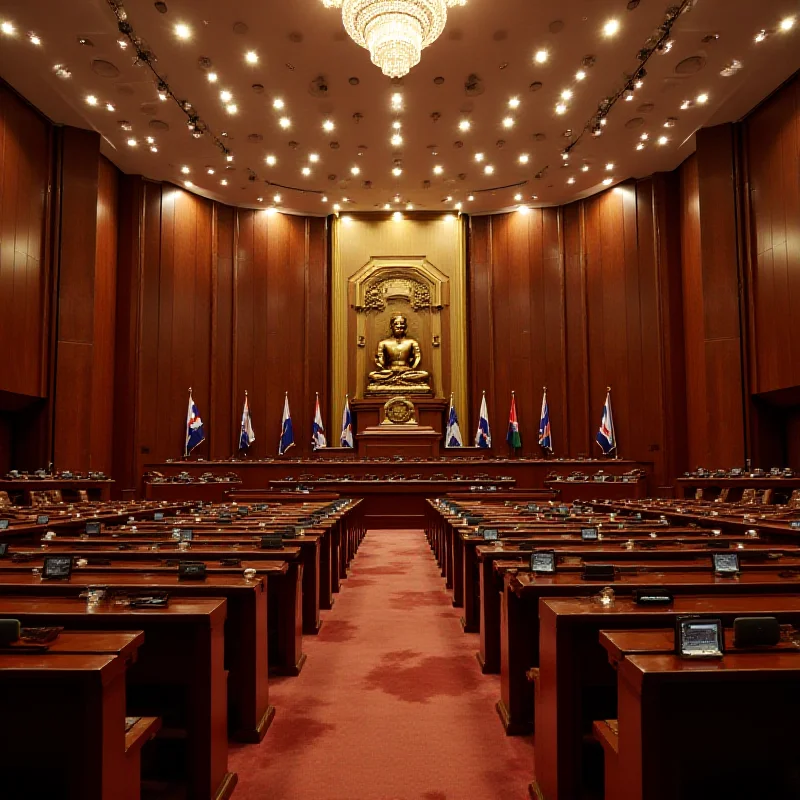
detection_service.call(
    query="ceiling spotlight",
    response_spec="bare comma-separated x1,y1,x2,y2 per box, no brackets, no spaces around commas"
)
467,194,474,201
640,132,649,141
780,17,795,31
517,205,529,214
406,203,414,210
392,167,403,176
567,177,575,185
273,98,285,110
391,93,403,110
474,152,485,162
302,166,311,176
581,164,589,172
518,153,529,164
696,93,709,104
322,195,328,202
309,153,320,163
445,195,453,202
226,103,238,114
534,49,548,63
174,23,191,39
575,70,586,81
53,64,72,79
754,29,767,43
220,90,233,103
150,146,158,153
392,211,403,221
636,142,645,150
126,138,137,147
664,117,677,128
226,154,234,162
333,203,341,211
184,180,193,188
502,116,514,128
508,97,520,109
245,50,258,63
659,39,674,54
600,118,607,126
86,95,98,106
392,120,402,130
207,72,217,83
279,117,291,129
117,38,128,49
257,197,264,202
605,162,614,171
158,90,167,101
561,89,573,101
350,166,360,175
384,203,391,210
459,119,471,131
634,80,644,89
28,32,41,45
603,19,620,37
220,179,228,186
514,193,522,201
181,165,190,174
624,90,634,102
105,103,115,112
323,119,335,132
206,167,215,174
1,21,15,35
455,202,463,210
602,177,613,185
145,137,154,144
484,165,494,175
680,100,692,110
658,135,668,145
555,102,567,115
391,133,403,146
433,165,444,175
265,155,276,165
273,193,282,202
561,152,570,160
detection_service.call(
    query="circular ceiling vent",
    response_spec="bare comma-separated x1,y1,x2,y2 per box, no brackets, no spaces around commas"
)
248,133,263,143
149,119,170,131
464,74,484,96
140,103,158,116
675,56,706,75
625,117,645,129
91,59,120,78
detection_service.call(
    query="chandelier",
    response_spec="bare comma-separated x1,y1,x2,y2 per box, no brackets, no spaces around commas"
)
321,0,466,78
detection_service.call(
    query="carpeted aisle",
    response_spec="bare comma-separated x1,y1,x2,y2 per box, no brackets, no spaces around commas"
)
230,530,533,800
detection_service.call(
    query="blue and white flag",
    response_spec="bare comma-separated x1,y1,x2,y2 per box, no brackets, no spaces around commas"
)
538,387,552,452
312,393,327,450
185,389,205,456
445,394,463,448
278,393,295,455
596,388,617,455
474,391,492,448
340,395,354,448
239,391,255,451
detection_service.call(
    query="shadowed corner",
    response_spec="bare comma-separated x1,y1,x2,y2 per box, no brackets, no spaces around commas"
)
363,652,483,703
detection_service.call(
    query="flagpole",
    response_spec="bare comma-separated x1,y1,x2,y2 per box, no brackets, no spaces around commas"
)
608,385,619,460
542,385,550,460
185,387,192,458
241,390,248,459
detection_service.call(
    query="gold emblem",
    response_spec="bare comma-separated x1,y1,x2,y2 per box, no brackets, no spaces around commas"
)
382,396,416,425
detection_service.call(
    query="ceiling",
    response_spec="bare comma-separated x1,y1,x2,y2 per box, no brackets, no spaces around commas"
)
0,0,797,215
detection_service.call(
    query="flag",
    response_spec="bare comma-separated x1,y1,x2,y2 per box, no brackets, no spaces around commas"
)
312,393,327,450
185,389,205,456
538,387,552,452
445,394,463,448
474,392,492,448
278,393,295,455
340,395,354,448
596,388,617,455
507,391,522,449
239,391,255,451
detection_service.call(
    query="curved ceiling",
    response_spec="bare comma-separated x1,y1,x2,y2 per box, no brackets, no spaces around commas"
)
0,0,797,215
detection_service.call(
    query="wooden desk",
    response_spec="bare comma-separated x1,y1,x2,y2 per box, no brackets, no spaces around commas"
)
544,477,647,502
534,595,800,800
0,596,235,800
144,480,242,502
0,478,114,503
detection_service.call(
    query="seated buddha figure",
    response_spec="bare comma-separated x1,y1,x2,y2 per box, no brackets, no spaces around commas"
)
367,314,431,395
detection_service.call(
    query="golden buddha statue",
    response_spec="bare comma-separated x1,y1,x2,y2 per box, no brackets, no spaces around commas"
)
366,314,431,395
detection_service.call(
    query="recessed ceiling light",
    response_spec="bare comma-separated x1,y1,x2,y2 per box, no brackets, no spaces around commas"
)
517,205,529,214
350,166,360,175
561,152,570,160
780,17,795,31
391,133,403,146
636,142,645,150
220,90,233,103
658,135,668,145
117,38,127,49
226,154,234,162
602,177,613,185
634,80,643,90
265,155,276,166
220,179,228,186
86,95,98,106
391,93,403,110
754,29,767,43
245,50,258,63
681,100,692,110
455,202,462,210
273,193,282,202
555,102,567,115
174,23,191,40
302,167,311,176
445,195,453,202
181,166,190,174
257,197,263,202
467,194,474,201
534,49,548,63
126,138,137,146
226,103,238,114
514,193,522,201
279,117,291,129
333,203,341,211
273,98,285,110
484,165,494,175
581,164,590,172
322,195,328,202
1,21,15,35
433,165,444,175
105,103,115,112
145,136,154,144
605,162,614,171
309,153,319,163
150,146,158,153
207,72,217,83
28,33,41,45
459,119,471,131
502,117,514,128
406,203,414,210
392,120,402,130
184,180,193,188
392,167,402,176
474,152,485,162
561,89,573,101
384,203,392,210
640,132,649,141
508,97,520,109
392,211,403,221
600,118,607,126
603,19,620,36
567,177,575,184
518,153,529,164
323,119,335,132
206,167,215,174
575,70,586,81
696,93,709,104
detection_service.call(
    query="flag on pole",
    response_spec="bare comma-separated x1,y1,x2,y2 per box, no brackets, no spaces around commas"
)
596,387,617,455
475,391,492,448
312,393,327,450
278,393,295,455
185,388,205,456
507,391,522,449
538,387,552,452
239,391,256,451
445,394,464,448
340,395,354,448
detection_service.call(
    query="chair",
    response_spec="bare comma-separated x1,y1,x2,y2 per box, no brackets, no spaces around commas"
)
714,488,730,503
787,490,800,509
0,491,11,508
47,490,63,503
694,488,704,500
76,489,89,502
740,488,759,505
27,490,49,506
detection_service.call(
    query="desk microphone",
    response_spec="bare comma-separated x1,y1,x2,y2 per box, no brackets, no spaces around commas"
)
0,619,21,645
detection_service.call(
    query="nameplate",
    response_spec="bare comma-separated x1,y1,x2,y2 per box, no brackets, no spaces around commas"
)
581,527,599,541
154,512,164,521
465,516,482,526
530,551,555,574
37,515,49,525
0,520,8,530
218,515,233,524
713,553,739,575
179,529,194,542
0,543,8,557
260,535,284,550
42,556,73,580
85,522,101,535
527,504,539,512
634,590,673,605
791,521,800,530
282,528,298,539
219,558,242,567
481,528,499,542
676,616,723,658
237,506,250,516
706,539,730,549
178,562,207,580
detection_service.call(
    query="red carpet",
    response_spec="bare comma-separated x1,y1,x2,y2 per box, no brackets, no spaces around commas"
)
230,530,533,799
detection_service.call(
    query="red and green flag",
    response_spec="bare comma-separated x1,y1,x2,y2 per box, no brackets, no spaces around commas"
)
507,391,521,449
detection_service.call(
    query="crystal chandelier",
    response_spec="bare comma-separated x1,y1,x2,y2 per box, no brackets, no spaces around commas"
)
321,0,466,78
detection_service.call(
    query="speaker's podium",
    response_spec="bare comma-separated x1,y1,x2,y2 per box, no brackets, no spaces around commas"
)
352,396,448,458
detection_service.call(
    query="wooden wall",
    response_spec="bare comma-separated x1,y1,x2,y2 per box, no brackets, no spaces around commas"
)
468,177,685,487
